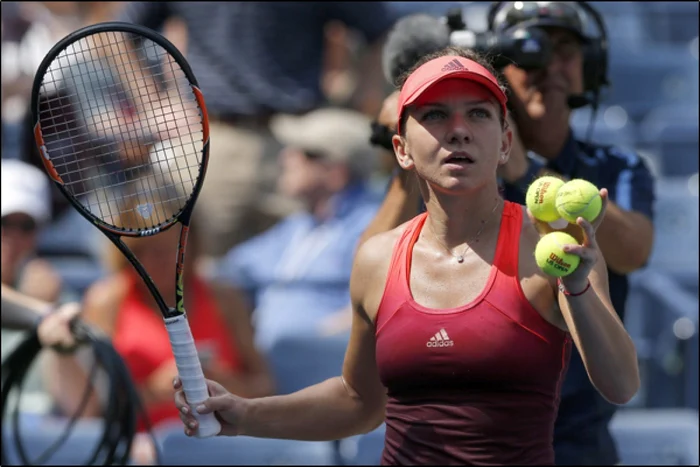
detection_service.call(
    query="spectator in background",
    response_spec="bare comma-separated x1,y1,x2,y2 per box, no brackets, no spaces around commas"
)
42,194,273,432
117,2,399,258
1,159,62,304
2,283,82,352
214,107,381,353
4,2,125,221
360,90,422,247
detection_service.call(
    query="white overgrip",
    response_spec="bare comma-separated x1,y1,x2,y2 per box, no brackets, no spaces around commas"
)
164,314,222,438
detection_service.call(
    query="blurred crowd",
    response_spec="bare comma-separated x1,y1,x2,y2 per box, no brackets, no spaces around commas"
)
1,1,698,465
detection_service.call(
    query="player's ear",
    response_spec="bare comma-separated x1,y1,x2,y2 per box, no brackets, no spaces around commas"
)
393,134,414,170
499,117,512,166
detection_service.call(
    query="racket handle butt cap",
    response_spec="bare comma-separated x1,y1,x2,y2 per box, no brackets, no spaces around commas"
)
165,313,222,438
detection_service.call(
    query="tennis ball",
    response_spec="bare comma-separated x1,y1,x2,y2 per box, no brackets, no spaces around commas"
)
555,179,602,224
526,176,566,223
535,231,581,277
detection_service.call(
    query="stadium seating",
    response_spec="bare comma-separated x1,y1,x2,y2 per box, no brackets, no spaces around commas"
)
266,333,349,396
45,255,106,298
37,208,104,259
2,415,132,465
340,424,385,466
155,424,336,465
611,408,700,465
570,105,637,149
645,177,699,277
606,45,697,125
638,3,700,45
624,176,699,410
638,104,699,177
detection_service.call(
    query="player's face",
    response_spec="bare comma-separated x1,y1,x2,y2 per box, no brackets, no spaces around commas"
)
396,79,511,195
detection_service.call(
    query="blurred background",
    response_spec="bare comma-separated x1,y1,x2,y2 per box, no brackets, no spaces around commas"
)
1,1,698,465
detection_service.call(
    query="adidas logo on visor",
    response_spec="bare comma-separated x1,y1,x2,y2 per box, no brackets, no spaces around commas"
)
440,59,466,72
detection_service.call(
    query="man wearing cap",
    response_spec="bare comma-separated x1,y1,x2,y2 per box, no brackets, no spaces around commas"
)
1,159,62,305
1,159,84,354
212,107,381,353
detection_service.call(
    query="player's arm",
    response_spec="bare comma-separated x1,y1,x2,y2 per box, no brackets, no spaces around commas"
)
238,237,388,440
553,221,640,406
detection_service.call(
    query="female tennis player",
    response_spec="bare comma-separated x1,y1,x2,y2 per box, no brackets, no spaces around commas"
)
173,47,640,465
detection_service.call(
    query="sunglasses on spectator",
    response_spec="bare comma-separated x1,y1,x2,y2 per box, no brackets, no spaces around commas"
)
302,149,328,161
1,217,37,233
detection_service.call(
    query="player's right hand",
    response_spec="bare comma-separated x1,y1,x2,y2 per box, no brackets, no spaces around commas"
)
173,377,245,437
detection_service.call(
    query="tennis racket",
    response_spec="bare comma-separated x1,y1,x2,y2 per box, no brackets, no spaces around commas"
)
31,22,220,438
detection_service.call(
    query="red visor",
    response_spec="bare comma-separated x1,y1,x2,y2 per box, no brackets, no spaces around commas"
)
397,56,508,134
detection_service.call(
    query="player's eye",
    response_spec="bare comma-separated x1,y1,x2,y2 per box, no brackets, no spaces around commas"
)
469,107,492,119
420,109,448,121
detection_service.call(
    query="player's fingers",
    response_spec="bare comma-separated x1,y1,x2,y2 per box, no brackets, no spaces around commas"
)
174,388,188,411
173,377,182,390
576,217,597,248
591,188,609,229
206,379,228,397
195,395,231,415
179,411,197,430
562,244,597,263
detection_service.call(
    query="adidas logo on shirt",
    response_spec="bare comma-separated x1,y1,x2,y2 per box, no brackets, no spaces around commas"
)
440,59,466,72
426,328,454,348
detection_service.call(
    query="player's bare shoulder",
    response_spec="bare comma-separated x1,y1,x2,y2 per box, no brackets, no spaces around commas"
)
351,221,412,323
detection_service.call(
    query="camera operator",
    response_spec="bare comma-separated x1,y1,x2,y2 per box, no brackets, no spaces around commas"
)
362,3,655,465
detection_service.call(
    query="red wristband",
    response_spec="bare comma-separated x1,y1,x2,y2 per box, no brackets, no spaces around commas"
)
558,278,591,297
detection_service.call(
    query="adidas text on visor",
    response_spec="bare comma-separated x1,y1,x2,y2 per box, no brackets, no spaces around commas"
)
397,56,508,134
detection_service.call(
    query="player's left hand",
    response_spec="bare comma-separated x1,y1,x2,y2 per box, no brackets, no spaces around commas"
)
527,188,609,289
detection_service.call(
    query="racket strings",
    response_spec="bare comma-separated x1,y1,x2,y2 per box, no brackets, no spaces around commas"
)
36,30,204,231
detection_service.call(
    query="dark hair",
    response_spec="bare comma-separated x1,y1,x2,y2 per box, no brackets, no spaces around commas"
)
396,46,510,134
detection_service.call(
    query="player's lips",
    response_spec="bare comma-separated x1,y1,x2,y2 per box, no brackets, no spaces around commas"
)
442,152,475,165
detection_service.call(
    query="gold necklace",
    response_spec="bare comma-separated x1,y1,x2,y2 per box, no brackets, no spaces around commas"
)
428,198,502,263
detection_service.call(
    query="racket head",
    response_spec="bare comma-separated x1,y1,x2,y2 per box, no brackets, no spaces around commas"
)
31,22,210,237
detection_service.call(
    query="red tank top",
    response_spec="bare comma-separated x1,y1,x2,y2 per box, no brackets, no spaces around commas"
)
112,271,242,431
375,201,571,466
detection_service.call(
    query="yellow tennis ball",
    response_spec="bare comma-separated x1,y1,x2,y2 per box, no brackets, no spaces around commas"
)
526,176,566,223
535,231,581,277
555,179,602,224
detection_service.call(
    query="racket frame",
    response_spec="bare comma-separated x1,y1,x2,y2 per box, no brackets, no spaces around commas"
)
31,21,211,319
31,22,221,438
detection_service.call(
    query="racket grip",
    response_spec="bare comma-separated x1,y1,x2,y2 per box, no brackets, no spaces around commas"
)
165,314,222,438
